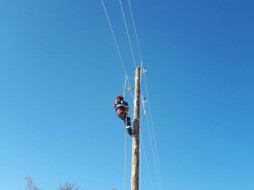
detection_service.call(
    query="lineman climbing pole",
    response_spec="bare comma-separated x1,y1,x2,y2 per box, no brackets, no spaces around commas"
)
131,66,141,190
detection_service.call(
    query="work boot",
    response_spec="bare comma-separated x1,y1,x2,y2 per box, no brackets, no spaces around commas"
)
126,126,133,136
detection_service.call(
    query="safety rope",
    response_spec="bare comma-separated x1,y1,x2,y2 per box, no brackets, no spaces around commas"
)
123,75,127,97
123,131,127,190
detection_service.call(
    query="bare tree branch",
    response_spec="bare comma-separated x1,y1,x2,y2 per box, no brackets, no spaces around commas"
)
58,182,82,190
24,176,40,190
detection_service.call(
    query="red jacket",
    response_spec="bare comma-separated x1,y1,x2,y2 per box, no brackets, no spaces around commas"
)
113,98,129,114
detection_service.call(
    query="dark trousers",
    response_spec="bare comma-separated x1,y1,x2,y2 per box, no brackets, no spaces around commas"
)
118,112,131,126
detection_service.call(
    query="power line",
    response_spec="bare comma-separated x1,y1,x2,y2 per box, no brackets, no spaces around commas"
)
142,74,163,190
101,0,133,90
118,0,137,69
128,1,164,183
139,119,153,189
102,1,163,189
127,0,143,64
143,106,161,189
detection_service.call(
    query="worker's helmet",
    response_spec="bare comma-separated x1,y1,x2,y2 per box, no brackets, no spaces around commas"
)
117,95,124,100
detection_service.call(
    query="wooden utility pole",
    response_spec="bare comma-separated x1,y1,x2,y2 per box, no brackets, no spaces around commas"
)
131,66,141,190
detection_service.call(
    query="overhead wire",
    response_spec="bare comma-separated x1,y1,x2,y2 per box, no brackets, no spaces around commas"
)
120,2,149,188
126,0,163,188
127,0,163,188
142,98,161,190
101,0,133,91
122,0,163,188
139,118,153,189
101,2,134,190
102,0,163,189
118,0,137,69
142,75,162,190
127,0,143,65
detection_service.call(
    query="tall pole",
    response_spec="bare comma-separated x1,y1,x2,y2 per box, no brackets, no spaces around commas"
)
131,66,141,190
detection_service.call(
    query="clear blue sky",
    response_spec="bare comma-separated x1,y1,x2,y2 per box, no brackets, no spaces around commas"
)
0,0,254,190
